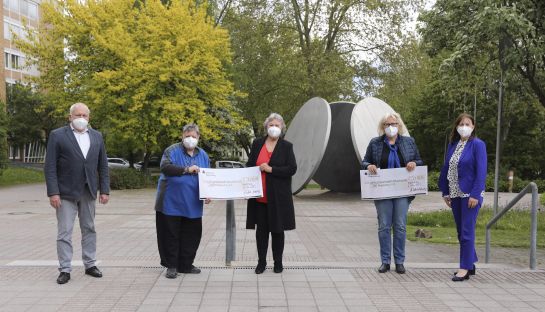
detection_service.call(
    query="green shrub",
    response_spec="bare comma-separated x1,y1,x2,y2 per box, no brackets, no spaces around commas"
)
427,171,440,191
428,170,545,193
534,180,545,193
109,168,157,190
485,174,508,192
541,193,545,207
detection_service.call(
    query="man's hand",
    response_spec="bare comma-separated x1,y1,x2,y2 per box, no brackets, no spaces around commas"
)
99,194,109,204
367,165,378,175
259,163,272,173
205,198,211,204
49,195,61,209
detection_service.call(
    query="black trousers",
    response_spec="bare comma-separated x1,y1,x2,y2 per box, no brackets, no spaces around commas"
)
255,202,284,264
156,211,202,272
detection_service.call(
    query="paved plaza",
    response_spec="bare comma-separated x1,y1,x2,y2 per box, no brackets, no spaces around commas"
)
0,184,544,311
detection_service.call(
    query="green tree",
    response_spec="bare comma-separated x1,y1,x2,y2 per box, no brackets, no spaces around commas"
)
16,0,246,168
222,1,308,141
221,0,423,151
6,83,61,147
419,0,545,109
288,0,422,99
368,0,545,178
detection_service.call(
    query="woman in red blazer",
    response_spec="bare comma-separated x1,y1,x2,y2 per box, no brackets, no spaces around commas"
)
246,113,297,274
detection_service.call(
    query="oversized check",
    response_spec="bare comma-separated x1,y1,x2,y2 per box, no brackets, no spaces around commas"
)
198,167,263,200
360,166,428,200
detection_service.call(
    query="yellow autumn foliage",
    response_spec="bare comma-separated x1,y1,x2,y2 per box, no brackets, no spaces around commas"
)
16,0,246,156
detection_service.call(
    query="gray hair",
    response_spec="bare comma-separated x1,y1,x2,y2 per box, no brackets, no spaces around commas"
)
263,113,286,134
69,102,90,115
183,123,200,136
377,112,407,136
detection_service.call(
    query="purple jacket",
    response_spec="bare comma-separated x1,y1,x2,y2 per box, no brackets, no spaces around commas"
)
438,138,487,199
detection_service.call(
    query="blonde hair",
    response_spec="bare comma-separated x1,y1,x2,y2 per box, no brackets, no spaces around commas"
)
377,112,407,136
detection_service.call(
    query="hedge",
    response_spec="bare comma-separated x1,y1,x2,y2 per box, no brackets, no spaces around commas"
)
109,168,158,190
428,171,545,194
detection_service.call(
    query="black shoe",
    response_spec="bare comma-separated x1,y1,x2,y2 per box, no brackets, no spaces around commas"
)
56,272,70,284
378,263,390,273
395,264,406,274
85,266,102,278
255,262,266,274
452,271,470,282
273,262,283,273
453,265,476,276
181,265,201,274
166,268,177,279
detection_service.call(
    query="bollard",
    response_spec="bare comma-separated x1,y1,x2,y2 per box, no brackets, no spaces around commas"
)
508,170,514,193
225,200,236,266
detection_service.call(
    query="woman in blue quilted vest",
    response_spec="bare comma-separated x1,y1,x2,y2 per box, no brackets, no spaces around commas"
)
362,112,424,274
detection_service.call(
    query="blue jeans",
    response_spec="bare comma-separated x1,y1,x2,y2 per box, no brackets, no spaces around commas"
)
451,197,481,270
375,197,410,264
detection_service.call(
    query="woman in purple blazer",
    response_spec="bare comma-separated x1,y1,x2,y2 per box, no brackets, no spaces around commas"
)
438,113,487,282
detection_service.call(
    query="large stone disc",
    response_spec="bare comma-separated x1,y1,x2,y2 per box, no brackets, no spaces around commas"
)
284,97,331,195
350,97,398,162
312,102,361,193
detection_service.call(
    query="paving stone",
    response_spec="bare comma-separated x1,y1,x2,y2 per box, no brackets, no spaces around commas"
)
1,185,545,312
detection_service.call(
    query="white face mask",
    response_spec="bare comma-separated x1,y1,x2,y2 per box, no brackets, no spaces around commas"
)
72,118,88,131
457,125,473,138
267,126,282,138
183,137,198,149
385,126,398,138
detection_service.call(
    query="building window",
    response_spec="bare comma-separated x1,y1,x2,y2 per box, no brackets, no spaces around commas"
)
5,52,23,70
4,22,10,40
28,2,38,20
9,0,19,12
5,0,39,20
3,22,23,40
11,54,19,69
20,0,28,16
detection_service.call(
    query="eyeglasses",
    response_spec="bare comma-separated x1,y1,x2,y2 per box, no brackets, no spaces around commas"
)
384,123,398,127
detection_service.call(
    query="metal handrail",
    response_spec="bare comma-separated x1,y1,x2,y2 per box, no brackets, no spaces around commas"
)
485,182,539,270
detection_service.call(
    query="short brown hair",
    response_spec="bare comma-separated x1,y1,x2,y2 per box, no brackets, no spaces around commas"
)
449,113,476,143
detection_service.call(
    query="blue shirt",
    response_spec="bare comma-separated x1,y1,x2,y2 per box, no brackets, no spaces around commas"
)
154,143,210,218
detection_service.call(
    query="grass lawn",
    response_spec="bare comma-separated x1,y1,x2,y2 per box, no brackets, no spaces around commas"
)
0,166,44,187
407,207,545,248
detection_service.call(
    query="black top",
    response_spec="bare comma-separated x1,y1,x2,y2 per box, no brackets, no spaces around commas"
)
246,137,297,232
380,141,406,169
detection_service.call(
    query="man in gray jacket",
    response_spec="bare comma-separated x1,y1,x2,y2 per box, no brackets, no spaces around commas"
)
44,103,110,284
